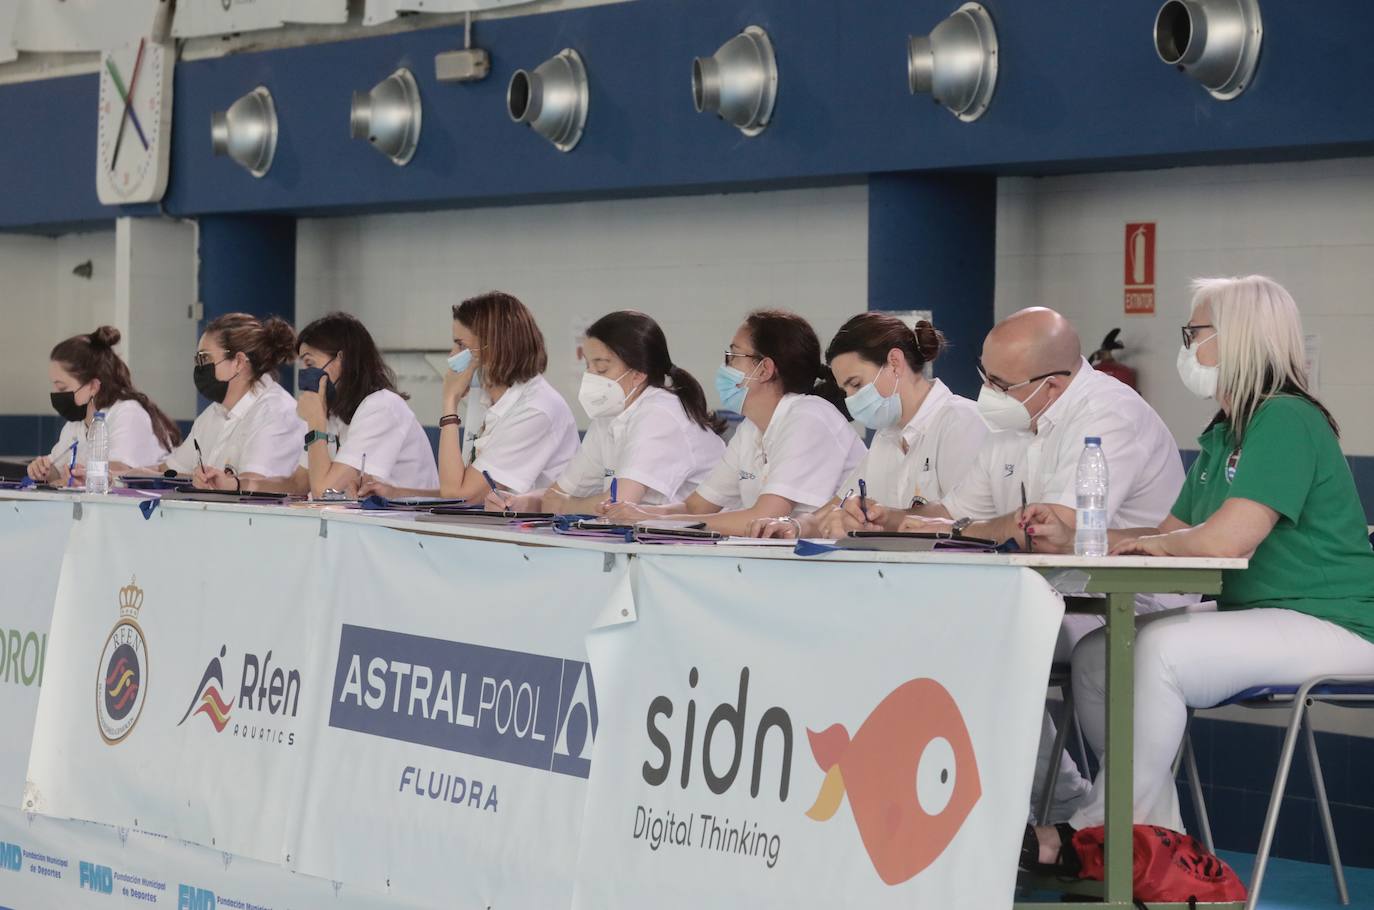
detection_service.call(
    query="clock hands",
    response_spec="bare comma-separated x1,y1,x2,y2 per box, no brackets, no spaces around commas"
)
107,38,151,171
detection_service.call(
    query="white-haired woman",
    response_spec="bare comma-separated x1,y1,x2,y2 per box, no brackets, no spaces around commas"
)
1022,275,1374,871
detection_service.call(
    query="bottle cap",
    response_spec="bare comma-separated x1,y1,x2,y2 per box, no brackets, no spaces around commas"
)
1085,436,1101,445
95,411,107,419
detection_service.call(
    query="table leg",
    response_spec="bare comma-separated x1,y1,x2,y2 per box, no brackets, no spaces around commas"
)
1104,590,1135,905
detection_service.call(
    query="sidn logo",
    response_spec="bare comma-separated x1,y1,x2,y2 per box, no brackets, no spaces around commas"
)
178,885,216,909
80,861,113,893
0,840,20,872
642,667,792,801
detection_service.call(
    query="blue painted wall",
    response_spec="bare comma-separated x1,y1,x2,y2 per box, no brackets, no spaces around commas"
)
5,0,1374,228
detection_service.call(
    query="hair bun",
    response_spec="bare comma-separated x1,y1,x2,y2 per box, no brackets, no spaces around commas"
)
913,319,944,364
90,325,121,348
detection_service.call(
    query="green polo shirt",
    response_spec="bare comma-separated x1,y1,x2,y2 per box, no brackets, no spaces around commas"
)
1171,395,1374,643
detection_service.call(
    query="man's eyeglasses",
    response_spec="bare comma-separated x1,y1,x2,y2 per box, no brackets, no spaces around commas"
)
976,358,1071,395
723,350,761,367
1181,324,1215,350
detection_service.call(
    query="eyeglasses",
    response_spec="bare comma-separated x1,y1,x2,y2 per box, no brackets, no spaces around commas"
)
976,358,1071,395
194,351,231,368
723,349,761,367
1181,324,1215,350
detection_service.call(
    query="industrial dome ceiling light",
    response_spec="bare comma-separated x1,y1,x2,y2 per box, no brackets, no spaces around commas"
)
691,25,778,137
907,2,998,122
507,49,588,153
350,68,422,165
1154,0,1262,100
210,86,278,177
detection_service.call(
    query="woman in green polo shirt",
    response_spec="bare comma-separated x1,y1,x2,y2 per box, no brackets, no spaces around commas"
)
1023,274,1374,869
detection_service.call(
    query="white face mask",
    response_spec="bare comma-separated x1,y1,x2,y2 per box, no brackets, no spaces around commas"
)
579,370,636,420
975,378,1050,434
1176,340,1219,400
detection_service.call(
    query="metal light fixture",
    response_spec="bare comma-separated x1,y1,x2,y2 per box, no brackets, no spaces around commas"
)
907,2,998,122
210,86,278,178
691,26,778,137
350,68,422,166
507,49,588,152
1154,0,1262,100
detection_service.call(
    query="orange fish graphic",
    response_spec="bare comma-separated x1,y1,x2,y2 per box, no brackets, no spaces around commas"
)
805,678,981,885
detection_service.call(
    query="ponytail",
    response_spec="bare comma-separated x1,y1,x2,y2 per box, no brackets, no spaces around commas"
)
667,365,727,435
810,361,852,419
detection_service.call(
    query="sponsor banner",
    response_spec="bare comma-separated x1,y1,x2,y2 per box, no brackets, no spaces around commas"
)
24,503,326,868
0,805,428,909
172,0,347,39
0,499,73,803
288,519,633,907
572,555,1064,908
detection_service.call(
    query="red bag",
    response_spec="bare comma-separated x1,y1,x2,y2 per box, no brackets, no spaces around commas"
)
1072,825,1247,903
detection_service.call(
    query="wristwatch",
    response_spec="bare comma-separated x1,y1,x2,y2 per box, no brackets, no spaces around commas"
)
303,429,333,451
951,516,974,538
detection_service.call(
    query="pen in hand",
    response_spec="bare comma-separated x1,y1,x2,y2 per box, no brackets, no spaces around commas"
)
193,439,205,474
1020,481,1034,553
482,469,511,510
858,478,871,524
609,477,618,505
65,441,78,488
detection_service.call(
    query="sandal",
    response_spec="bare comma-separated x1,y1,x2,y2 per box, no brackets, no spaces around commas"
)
1019,822,1082,877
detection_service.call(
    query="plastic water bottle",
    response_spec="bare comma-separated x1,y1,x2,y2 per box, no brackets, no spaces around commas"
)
87,411,110,494
1074,436,1108,556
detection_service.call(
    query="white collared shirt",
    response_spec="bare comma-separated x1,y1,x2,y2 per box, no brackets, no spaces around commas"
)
165,377,304,477
695,393,866,518
840,379,986,508
465,374,579,492
557,385,726,505
301,389,439,490
50,398,169,469
941,360,1183,528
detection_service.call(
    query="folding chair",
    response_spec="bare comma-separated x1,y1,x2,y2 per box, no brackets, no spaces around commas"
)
1179,675,1374,910
1035,662,1091,826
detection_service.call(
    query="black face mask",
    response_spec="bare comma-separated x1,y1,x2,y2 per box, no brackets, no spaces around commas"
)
193,363,231,404
50,391,89,423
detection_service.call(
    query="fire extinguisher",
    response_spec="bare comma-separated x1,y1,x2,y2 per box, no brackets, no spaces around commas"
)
1090,328,1137,390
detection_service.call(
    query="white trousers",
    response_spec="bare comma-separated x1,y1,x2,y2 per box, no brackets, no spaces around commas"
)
1067,606,1374,832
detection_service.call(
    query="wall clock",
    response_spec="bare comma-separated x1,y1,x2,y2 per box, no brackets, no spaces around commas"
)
96,38,174,205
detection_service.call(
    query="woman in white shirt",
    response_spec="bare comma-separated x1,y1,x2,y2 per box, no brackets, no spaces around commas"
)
752,312,986,538
161,313,306,491
604,309,865,535
28,326,179,484
498,311,725,513
359,292,578,504
282,312,438,497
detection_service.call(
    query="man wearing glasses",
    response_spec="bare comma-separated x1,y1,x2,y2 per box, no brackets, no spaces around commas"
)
837,306,1186,823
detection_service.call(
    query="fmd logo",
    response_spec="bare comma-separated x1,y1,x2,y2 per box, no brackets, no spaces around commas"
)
178,884,216,909
0,840,20,871
329,624,597,778
80,861,114,893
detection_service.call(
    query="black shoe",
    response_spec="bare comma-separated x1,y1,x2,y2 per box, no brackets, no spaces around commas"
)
1020,823,1082,878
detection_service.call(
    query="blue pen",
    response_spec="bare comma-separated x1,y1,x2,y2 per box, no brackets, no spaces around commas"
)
65,441,78,488
482,469,510,509
858,478,871,523
609,477,618,504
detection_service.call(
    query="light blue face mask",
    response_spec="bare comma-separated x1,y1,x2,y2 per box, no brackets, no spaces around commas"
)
845,365,903,430
715,363,750,413
447,348,473,373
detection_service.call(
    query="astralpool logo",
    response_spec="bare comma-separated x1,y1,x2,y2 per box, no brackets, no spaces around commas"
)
636,667,980,885
329,624,597,778
177,645,302,746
